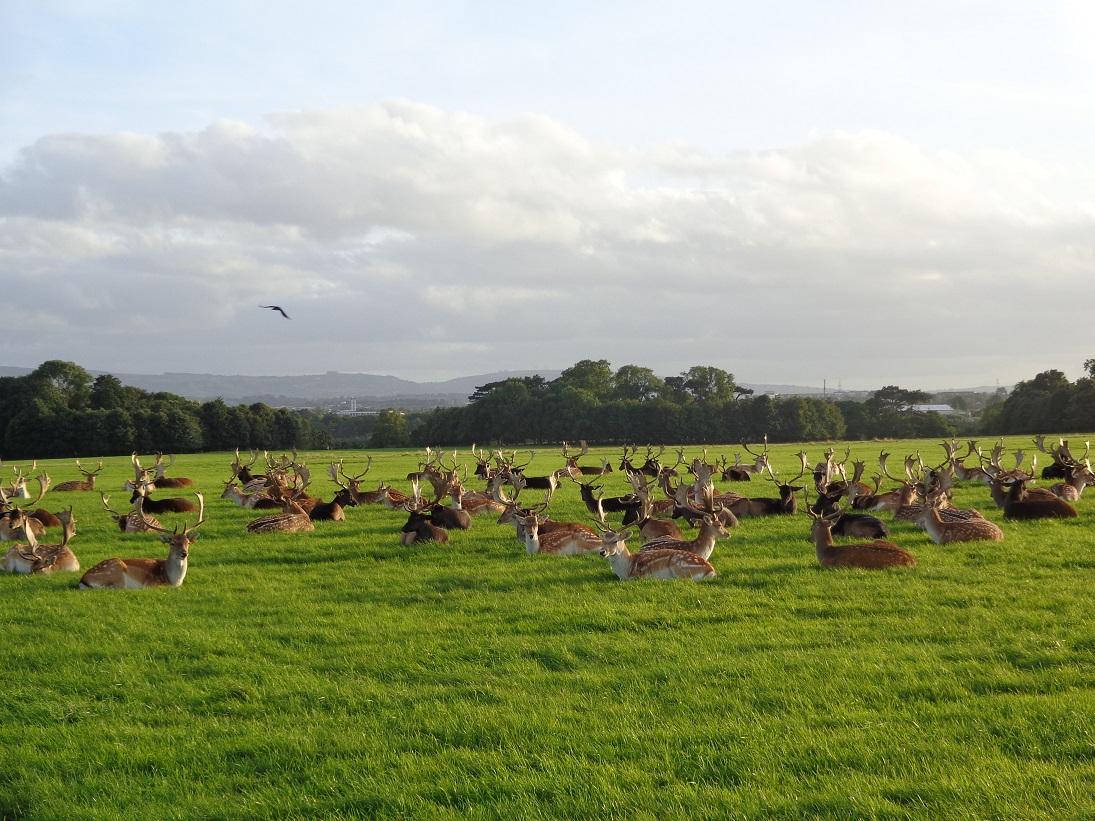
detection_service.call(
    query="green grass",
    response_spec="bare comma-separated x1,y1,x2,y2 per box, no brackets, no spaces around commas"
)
2,437,1093,819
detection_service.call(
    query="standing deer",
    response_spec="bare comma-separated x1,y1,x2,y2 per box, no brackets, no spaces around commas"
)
79,494,205,589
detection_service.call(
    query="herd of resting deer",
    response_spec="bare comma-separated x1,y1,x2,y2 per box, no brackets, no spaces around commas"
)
0,435,1090,587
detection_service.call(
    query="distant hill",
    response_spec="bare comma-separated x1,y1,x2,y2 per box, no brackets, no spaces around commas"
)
0,365,1007,408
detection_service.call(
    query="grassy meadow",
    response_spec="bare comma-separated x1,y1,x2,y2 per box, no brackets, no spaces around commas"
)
1,437,1093,819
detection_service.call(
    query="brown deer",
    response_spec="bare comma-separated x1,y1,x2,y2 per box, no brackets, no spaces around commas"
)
79,495,205,589
246,480,316,534
149,453,194,488
726,453,807,518
595,526,717,581
2,507,79,575
101,492,164,532
400,480,450,545
0,474,52,541
914,490,1003,544
54,460,102,492
991,463,1078,520
562,441,612,479
130,479,199,514
639,485,730,560
806,506,916,570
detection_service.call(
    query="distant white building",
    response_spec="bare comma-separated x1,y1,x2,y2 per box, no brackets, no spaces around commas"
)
909,403,959,415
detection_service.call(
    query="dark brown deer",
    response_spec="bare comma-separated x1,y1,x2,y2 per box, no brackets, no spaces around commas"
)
726,453,807,518
150,453,194,488
400,480,450,544
130,479,199,514
562,441,612,479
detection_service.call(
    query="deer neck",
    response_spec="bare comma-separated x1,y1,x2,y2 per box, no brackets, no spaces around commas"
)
164,546,188,586
608,544,634,579
812,522,835,561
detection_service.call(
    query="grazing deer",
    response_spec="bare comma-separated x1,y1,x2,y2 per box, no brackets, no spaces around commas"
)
79,495,205,589
806,507,916,570
400,480,450,544
101,493,164,532
54,460,102,492
3,507,80,575
596,527,717,581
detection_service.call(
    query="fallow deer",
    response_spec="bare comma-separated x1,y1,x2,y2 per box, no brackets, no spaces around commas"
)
101,493,164,532
639,485,730,560
246,481,316,534
400,480,450,544
150,453,194,488
1050,461,1095,501
130,479,199,514
805,507,916,570
726,453,807,518
53,460,102,492
79,495,205,589
595,527,717,581
913,490,1003,544
2,508,79,575
0,475,52,541
562,441,612,479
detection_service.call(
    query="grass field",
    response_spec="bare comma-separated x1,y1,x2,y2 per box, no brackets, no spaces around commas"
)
1,437,1093,819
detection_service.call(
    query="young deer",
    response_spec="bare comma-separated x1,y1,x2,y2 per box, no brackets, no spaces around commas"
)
2,507,79,575
79,495,205,589
54,460,103,492
596,527,717,581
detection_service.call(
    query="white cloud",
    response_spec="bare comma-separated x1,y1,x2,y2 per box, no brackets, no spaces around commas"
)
1,101,1093,386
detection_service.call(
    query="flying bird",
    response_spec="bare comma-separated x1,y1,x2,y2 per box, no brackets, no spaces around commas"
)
259,305,291,319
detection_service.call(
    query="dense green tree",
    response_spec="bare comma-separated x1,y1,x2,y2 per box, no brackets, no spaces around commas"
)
612,365,665,402
680,366,737,403
370,410,409,448
555,359,614,399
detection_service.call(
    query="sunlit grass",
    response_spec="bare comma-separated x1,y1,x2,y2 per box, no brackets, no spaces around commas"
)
1,436,1093,818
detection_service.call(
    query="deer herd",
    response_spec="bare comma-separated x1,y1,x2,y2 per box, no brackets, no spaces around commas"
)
0,434,1090,587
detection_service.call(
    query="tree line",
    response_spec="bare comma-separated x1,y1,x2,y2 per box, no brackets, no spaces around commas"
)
4,358,1088,459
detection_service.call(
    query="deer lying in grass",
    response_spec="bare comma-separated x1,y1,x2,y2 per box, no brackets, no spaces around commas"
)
79,495,205,589
54,460,102,492
516,509,603,555
221,477,281,509
595,526,717,582
400,480,450,544
562,441,612,479
149,453,193,488
494,477,597,547
101,493,163,532
130,479,199,514
726,452,807,517
639,484,730,560
2,507,79,575
914,489,1003,544
806,506,916,570
0,475,52,541
246,481,316,534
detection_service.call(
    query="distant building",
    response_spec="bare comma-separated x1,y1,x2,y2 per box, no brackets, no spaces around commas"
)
909,403,959,415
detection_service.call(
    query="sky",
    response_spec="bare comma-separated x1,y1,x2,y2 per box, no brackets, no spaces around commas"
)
2,0,1094,389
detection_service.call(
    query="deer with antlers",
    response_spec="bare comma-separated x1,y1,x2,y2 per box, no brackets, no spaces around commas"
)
638,484,730,560
983,457,1078,519
400,480,451,544
130,478,199,514
246,477,316,534
805,504,916,570
0,474,53,541
515,485,603,556
53,460,102,492
101,492,164,532
1032,437,1094,500
595,525,717,581
3,507,79,575
913,486,1003,544
726,452,807,518
79,494,205,589
562,441,612,480
2,462,36,498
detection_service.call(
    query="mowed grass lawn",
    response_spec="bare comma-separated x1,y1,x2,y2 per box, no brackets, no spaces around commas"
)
1,437,1093,819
